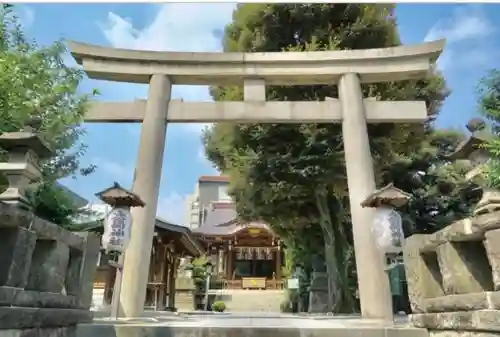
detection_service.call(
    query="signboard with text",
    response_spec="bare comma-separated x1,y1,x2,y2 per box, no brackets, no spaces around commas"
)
287,278,299,289
102,207,132,253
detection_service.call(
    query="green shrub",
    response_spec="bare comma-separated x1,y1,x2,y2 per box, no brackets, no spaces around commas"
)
211,300,226,312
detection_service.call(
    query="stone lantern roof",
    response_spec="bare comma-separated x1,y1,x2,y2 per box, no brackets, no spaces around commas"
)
95,182,145,208
361,183,412,208
449,118,492,160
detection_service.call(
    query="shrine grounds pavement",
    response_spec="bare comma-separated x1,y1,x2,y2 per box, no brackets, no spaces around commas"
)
79,312,424,337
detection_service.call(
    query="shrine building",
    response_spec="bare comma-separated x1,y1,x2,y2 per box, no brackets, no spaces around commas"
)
192,201,285,290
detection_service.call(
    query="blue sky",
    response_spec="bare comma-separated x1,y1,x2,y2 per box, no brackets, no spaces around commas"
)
14,3,500,224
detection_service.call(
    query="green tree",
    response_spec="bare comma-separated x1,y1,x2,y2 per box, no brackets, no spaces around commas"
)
478,69,500,187
380,129,481,234
0,4,97,228
203,4,450,313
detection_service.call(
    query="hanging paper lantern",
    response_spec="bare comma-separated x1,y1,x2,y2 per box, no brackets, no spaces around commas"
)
102,206,132,253
371,205,405,254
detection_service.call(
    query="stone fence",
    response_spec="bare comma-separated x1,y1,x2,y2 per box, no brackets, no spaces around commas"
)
404,210,500,336
0,128,100,335
0,202,100,334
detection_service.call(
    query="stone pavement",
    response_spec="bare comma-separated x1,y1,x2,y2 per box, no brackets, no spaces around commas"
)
80,312,421,337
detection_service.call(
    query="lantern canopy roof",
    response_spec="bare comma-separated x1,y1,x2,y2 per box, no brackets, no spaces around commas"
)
95,182,145,207
450,118,492,160
361,183,412,208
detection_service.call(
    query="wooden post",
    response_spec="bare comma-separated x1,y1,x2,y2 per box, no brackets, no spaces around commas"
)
104,264,115,305
110,254,124,319
156,244,167,311
167,256,177,311
165,250,172,308
276,245,281,280
227,244,233,279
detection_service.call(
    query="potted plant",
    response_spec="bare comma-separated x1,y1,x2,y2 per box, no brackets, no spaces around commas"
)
211,300,226,313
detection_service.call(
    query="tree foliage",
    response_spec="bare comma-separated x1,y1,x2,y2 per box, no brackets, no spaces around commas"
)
478,69,500,187
0,4,97,227
380,129,481,234
203,4,472,313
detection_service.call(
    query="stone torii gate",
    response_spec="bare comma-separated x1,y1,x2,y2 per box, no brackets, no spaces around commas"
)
69,39,445,320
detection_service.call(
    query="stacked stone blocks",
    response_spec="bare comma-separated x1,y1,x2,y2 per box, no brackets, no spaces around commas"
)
0,202,100,331
404,211,500,336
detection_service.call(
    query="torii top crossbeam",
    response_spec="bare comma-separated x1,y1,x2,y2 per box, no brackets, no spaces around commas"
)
68,40,445,86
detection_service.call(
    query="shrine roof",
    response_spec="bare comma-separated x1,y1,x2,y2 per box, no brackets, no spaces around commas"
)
155,217,205,256
192,205,272,236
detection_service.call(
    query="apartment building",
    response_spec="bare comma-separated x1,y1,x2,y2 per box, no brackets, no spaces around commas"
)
184,175,231,229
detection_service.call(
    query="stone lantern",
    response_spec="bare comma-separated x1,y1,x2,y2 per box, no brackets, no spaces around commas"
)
0,121,52,207
449,118,500,215
361,183,412,258
95,181,145,318
449,118,492,181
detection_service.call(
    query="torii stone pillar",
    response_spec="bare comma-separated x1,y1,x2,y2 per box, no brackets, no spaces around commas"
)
69,39,445,319
119,75,171,317
339,73,392,319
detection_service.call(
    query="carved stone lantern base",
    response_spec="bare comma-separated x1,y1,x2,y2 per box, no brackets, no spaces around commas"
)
474,188,500,215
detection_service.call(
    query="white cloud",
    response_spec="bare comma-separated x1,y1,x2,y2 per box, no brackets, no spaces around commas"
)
98,4,235,135
424,6,492,43
424,5,496,71
15,5,35,29
97,3,234,193
157,192,187,225
100,3,236,52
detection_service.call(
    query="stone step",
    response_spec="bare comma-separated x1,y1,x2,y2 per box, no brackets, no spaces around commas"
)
77,314,423,337
211,290,286,313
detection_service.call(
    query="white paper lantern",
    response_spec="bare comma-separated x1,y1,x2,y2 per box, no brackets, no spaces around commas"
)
371,205,405,254
102,206,132,253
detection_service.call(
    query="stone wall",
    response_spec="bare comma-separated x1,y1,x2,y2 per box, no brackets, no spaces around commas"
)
404,210,500,336
0,202,100,336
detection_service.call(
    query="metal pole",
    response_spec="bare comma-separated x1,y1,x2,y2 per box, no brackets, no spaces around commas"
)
110,253,125,319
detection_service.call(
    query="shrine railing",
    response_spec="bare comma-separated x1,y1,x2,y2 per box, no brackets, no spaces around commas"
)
266,279,285,290
223,279,242,289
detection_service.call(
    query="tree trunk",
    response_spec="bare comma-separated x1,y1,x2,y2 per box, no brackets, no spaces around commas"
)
315,190,356,313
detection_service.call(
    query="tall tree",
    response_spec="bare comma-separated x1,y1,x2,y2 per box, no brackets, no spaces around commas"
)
478,69,500,186
0,4,97,227
203,4,450,312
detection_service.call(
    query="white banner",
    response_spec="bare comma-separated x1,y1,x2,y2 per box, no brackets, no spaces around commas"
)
102,206,132,253
372,206,405,254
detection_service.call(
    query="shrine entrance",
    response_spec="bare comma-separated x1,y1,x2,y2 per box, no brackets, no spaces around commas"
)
70,39,444,319
234,256,275,279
